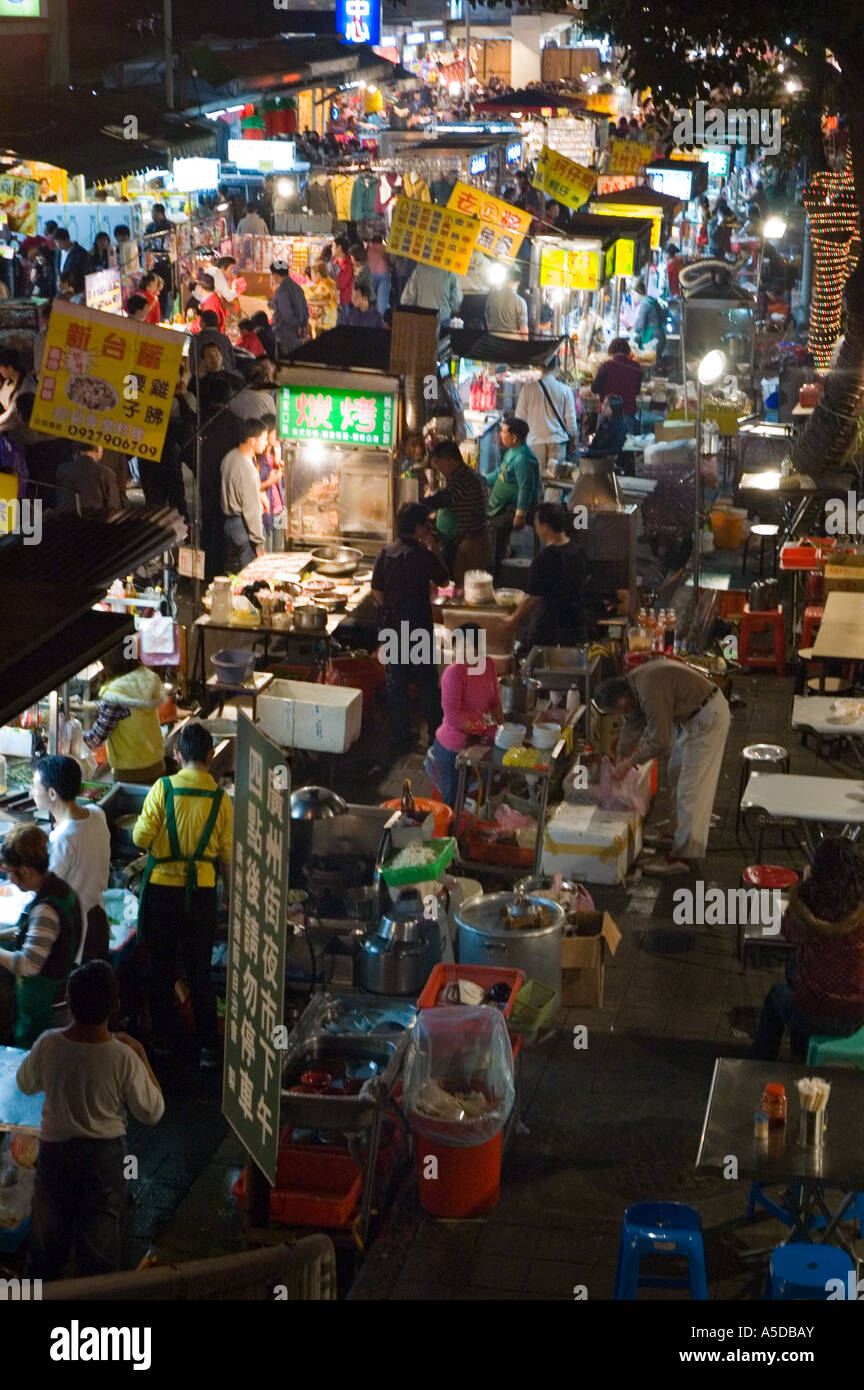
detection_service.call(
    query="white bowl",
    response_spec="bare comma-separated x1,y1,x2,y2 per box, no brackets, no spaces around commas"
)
531,722,560,751
495,722,527,750
494,588,525,609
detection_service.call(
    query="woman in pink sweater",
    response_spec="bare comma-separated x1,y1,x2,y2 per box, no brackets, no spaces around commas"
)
425,624,503,807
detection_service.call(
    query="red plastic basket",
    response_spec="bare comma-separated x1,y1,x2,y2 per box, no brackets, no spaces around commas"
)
464,823,535,866
233,1149,362,1228
417,963,526,1018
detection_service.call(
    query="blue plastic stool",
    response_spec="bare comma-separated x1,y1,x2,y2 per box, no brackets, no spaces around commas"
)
766,1244,854,1300
614,1202,708,1300
806,1192,864,1238
807,1024,864,1068
747,1182,864,1236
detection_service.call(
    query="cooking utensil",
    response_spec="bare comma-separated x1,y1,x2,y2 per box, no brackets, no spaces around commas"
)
292,603,328,632
531,722,560,751
455,891,565,1003
354,894,430,996
290,787,348,820
494,722,527,750
310,545,363,576
210,648,255,684
748,577,779,611
493,588,524,609
499,675,541,716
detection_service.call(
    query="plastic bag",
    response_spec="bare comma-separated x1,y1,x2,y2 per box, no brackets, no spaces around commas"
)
402,1006,515,1147
596,755,647,815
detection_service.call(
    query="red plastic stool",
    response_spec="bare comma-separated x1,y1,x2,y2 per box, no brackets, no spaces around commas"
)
801,605,824,648
738,865,800,969
739,604,786,675
805,572,824,604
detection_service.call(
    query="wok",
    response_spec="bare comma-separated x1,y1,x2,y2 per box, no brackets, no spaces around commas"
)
310,545,363,576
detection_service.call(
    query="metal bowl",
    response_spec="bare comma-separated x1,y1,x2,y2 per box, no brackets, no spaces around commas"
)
289,787,348,821
310,545,363,576
293,603,328,632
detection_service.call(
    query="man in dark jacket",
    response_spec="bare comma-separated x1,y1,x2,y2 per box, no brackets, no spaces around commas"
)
53,228,91,285
56,444,122,514
270,261,309,358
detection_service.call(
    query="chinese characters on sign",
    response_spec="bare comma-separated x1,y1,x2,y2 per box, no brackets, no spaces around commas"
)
539,246,602,292
446,181,532,260
0,175,38,235
532,146,596,213
279,385,396,447
222,715,291,1186
29,299,183,459
84,268,123,316
387,196,481,277
336,0,381,45
608,139,653,176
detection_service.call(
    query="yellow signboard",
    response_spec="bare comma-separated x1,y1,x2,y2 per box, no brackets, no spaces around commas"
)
588,200,663,249
608,139,653,175
0,175,38,235
30,300,184,460
532,145,596,212
539,246,602,291
613,238,636,277
446,181,532,260
387,196,480,276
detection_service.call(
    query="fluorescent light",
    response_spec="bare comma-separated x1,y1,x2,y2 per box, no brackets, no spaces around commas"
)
763,216,787,240
406,32,424,44
697,349,726,385
429,29,445,41
487,262,507,287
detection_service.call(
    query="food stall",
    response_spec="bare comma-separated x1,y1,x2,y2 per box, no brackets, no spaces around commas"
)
529,213,654,354
447,328,568,474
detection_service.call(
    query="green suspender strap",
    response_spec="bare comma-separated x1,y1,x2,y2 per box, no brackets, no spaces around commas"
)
139,778,226,917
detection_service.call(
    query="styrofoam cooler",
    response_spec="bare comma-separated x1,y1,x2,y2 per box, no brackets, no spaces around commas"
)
255,679,362,754
541,803,638,884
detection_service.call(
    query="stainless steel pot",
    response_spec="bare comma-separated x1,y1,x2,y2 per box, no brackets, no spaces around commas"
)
354,894,430,995
310,545,363,576
293,603,328,632
455,891,565,1000
499,676,541,716
749,577,779,611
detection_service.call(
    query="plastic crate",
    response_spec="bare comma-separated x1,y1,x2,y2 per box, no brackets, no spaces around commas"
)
464,824,535,867
380,836,456,887
232,1150,362,1228
417,963,526,1018
510,980,558,1033
0,1216,30,1253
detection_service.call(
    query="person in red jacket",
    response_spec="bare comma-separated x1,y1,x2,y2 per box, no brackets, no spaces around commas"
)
591,339,642,434
332,237,354,321
752,838,864,1059
138,272,163,325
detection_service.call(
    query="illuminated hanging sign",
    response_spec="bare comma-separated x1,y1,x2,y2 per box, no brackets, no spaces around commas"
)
172,157,221,192
429,29,445,41
227,140,296,172
505,141,523,165
469,153,488,176
646,166,693,200
336,0,381,46
613,238,635,277
0,0,41,15
539,246,603,291
589,201,663,249
279,385,396,447
405,31,424,45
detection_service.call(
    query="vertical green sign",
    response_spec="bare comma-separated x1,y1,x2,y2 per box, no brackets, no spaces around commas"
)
222,713,291,1185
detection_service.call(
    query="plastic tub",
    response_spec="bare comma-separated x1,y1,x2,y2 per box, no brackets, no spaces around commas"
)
380,836,456,887
510,979,558,1033
211,648,255,684
417,963,526,1018
232,1150,362,1228
415,1131,503,1217
380,798,454,838
713,507,747,550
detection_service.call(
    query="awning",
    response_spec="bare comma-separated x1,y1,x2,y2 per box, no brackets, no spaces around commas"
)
281,326,395,374
474,89,589,115
449,331,564,368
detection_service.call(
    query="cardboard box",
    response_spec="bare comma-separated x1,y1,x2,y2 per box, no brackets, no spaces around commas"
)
256,679,362,753
824,564,864,595
561,910,622,1006
589,703,625,757
653,419,697,444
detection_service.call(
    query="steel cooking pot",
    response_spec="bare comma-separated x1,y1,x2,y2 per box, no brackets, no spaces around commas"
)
293,603,328,632
354,894,430,996
455,891,565,1002
749,577,779,612
499,676,541,716
310,545,363,576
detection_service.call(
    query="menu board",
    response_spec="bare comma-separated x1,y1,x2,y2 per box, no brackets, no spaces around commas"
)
446,181,532,260
30,300,183,460
608,139,653,175
539,246,602,292
532,145,596,212
546,116,597,166
279,383,395,448
222,715,290,1187
84,268,123,315
387,196,480,276
0,175,38,235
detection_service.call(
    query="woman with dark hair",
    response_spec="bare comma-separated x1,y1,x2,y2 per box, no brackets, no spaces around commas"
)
425,623,504,808
137,271,163,324
574,394,627,466
503,501,587,647
753,839,864,1059
591,338,642,433
91,232,112,272
27,245,55,299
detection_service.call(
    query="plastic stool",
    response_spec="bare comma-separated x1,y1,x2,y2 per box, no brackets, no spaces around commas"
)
738,865,799,968
801,605,824,648
743,522,780,576
736,743,790,835
613,1202,708,1300
805,571,824,604
807,1021,864,1068
739,604,786,675
807,674,853,696
766,1244,854,1300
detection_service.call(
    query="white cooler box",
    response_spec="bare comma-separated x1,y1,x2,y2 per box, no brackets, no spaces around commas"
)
255,680,362,754
542,803,638,884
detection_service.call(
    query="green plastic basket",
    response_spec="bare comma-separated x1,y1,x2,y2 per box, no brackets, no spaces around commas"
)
380,837,456,887
510,979,558,1033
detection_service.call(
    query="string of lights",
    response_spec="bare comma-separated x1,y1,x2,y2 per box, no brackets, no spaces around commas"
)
803,163,859,373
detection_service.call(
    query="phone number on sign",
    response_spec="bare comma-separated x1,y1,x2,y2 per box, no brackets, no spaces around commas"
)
65,423,159,457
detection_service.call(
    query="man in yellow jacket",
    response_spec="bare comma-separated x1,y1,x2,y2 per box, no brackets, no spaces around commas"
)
84,645,166,785
133,721,233,1070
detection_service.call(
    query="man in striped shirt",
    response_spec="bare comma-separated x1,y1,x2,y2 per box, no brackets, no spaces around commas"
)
426,440,491,586
0,825,82,1047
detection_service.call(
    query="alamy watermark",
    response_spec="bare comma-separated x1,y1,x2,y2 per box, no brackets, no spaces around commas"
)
671,101,782,156
377,621,487,671
825,492,864,535
672,883,781,933
0,499,42,545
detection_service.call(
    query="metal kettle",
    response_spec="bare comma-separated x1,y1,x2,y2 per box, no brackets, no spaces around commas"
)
354,890,430,996
749,577,779,611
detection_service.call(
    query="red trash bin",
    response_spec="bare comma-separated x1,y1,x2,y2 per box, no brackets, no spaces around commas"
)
415,1130,503,1218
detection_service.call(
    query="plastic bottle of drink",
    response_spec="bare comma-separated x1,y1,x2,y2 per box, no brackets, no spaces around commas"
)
647,607,657,630
652,614,665,652
664,608,676,652
637,606,647,626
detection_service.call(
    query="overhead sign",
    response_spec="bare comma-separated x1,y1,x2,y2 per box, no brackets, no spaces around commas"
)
446,181,532,261
646,166,693,200
596,173,641,196
172,157,221,192
84,267,123,315
505,140,523,166
227,140,296,172
30,300,183,460
469,153,488,176
540,245,602,292
608,138,653,175
222,714,291,1188
336,0,381,45
279,384,396,448
0,0,40,14
532,145,596,212
0,175,38,235
387,195,480,276
589,200,663,249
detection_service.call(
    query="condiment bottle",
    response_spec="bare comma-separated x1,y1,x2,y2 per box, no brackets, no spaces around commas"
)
664,608,676,652
761,1083,787,1128
400,779,417,821
754,1110,770,1142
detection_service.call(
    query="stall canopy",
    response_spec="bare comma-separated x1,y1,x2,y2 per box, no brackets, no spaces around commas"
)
282,326,395,374
589,187,683,218
449,330,565,368
0,93,215,182
0,507,184,727
474,90,590,115
181,36,414,110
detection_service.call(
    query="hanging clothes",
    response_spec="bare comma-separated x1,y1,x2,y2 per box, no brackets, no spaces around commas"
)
307,176,336,218
375,175,397,216
331,174,356,223
402,173,431,203
350,174,378,223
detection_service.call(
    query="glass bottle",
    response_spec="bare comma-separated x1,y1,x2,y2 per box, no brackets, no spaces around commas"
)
761,1083,787,1129
400,779,417,820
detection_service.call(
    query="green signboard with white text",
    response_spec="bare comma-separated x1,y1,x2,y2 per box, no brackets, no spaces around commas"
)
279,384,396,448
0,0,41,16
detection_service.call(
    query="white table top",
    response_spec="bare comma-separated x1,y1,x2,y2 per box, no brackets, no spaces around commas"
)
741,772,864,823
813,591,864,661
791,696,864,736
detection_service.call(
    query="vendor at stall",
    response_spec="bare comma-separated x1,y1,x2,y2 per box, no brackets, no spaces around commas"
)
426,439,490,585
83,644,166,786
591,340,642,435
502,502,586,647
631,280,666,360
0,825,82,1047
485,269,528,340
426,623,504,808
571,395,627,467
220,419,268,569
594,661,731,877
132,721,233,1070
32,755,111,963
486,417,541,580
